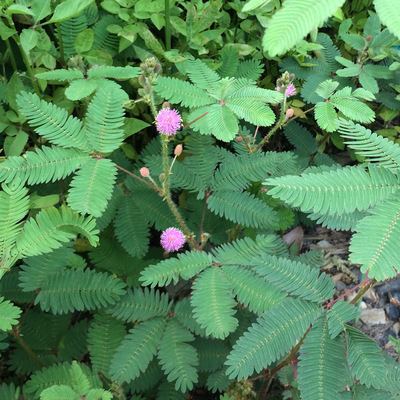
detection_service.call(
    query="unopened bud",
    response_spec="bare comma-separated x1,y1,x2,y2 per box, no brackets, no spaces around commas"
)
154,63,162,74
366,35,372,41
140,167,150,177
159,173,165,183
236,136,243,142
174,144,183,156
162,101,170,109
289,73,295,81
286,108,295,118
138,75,146,86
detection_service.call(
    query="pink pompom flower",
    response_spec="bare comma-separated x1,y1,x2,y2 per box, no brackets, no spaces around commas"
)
155,108,182,136
161,227,186,252
275,84,296,98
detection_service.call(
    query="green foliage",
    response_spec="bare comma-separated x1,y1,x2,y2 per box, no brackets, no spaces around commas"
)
1,2,400,399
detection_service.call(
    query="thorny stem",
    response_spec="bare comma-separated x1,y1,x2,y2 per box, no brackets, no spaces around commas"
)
254,96,287,152
350,277,377,305
182,112,208,130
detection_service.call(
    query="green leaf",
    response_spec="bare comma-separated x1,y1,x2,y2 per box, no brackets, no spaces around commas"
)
65,79,98,101
40,385,80,400
345,325,387,388
75,29,94,53
191,267,238,340
374,0,400,41
327,300,360,338
0,297,21,330
298,314,346,400
31,0,51,22
15,205,99,258
263,0,346,56
4,130,28,157
349,199,400,281
225,298,322,379
110,317,167,383
139,251,212,288
68,158,117,218
35,268,126,314
315,79,339,99
46,0,95,24
154,76,214,108
206,104,238,142
227,99,275,126
0,19,17,41
158,319,198,392
252,255,335,303
84,84,125,153
314,101,338,132
20,29,40,53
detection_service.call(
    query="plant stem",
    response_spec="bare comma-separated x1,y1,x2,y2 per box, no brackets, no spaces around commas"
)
56,23,65,65
11,328,44,367
5,38,17,72
254,97,286,152
165,0,171,51
5,16,41,97
285,105,316,124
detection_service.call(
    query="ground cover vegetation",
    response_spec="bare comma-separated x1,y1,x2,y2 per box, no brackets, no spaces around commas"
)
1,0,400,398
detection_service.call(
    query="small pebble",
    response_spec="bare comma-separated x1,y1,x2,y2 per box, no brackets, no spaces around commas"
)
360,308,386,325
335,280,347,292
386,303,400,321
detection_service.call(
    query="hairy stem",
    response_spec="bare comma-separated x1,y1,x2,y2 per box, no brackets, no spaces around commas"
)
11,328,44,368
5,38,17,72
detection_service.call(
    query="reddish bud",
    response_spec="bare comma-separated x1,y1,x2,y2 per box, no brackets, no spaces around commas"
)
286,108,295,118
174,144,183,156
162,101,170,109
236,136,243,142
140,167,150,177
366,35,372,41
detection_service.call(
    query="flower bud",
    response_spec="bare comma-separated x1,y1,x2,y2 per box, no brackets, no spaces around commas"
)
140,167,150,177
366,35,372,41
289,73,295,81
174,144,183,156
138,75,146,87
236,136,243,142
390,296,400,307
162,101,170,109
154,63,162,74
286,108,295,118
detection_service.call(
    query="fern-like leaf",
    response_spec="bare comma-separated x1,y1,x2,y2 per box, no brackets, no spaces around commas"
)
87,65,141,79
298,314,346,400
252,255,335,303
284,121,318,156
0,146,91,185
35,268,126,314
225,298,322,379
374,0,400,41
349,198,400,280
158,319,199,392
184,59,220,90
338,118,400,170
263,0,346,56
207,190,278,229
17,92,89,149
206,103,239,142
68,158,117,217
84,85,125,153
14,205,99,258
265,165,400,215
35,68,84,82
222,265,286,313
154,76,214,108
0,297,21,330
191,267,238,340
139,251,212,288
227,99,275,126
212,234,288,265
108,287,171,323
87,311,126,378
217,46,239,78
173,298,208,337
345,325,387,388
327,300,360,339
0,181,29,260
110,317,168,383
114,194,149,258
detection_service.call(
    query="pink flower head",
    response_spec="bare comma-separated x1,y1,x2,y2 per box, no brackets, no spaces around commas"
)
155,108,182,136
285,83,296,97
275,84,296,97
161,227,185,252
